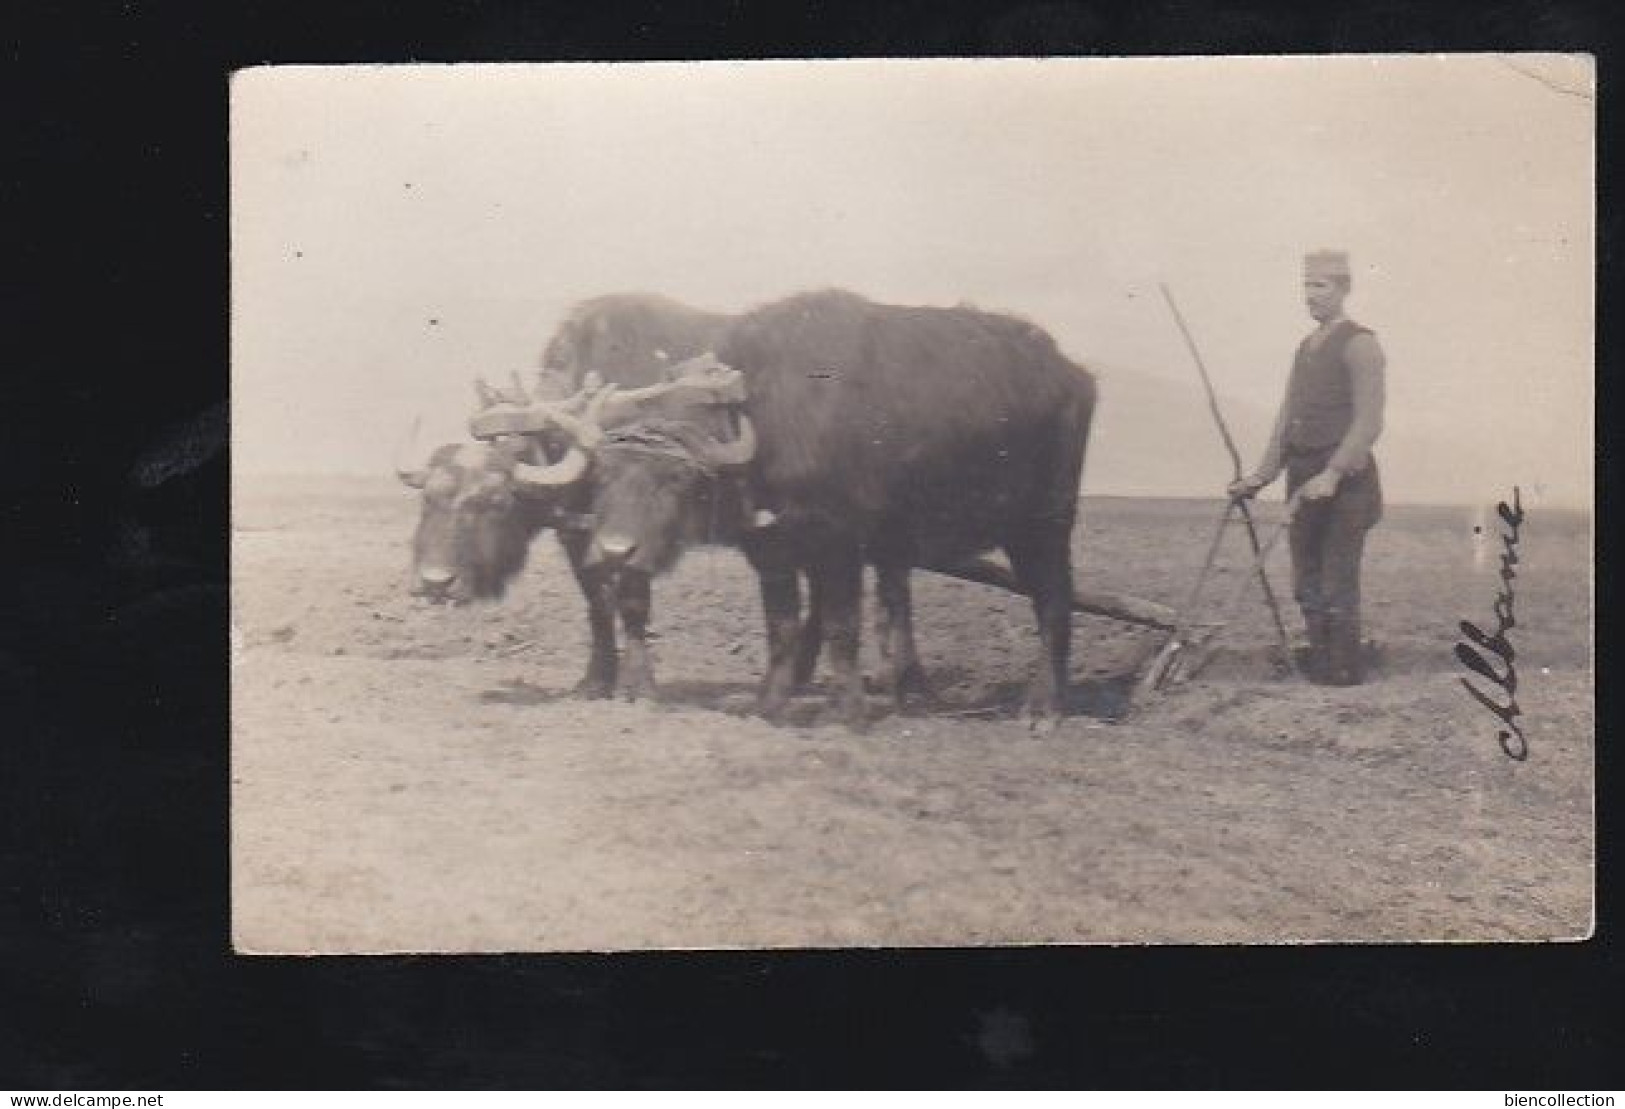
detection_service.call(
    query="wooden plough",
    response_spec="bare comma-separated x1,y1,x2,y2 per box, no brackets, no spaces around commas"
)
926,552,1176,632
1124,285,1301,702
1133,492,1302,699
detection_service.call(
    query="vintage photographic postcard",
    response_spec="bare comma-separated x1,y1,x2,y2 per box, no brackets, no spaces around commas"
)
230,56,1593,952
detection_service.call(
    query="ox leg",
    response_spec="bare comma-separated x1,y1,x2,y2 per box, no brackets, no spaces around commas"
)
755,567,803,724
870,565,893,689
1005,534,1074,727
793,570,823,690
812,549,867,731
561,533,617,698
875,562,933,714
614,569,658,702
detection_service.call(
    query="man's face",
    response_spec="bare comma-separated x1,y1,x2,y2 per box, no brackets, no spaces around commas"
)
1304,275,1348,323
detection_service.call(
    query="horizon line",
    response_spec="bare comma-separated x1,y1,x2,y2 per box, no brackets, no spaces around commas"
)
232,471,1593,515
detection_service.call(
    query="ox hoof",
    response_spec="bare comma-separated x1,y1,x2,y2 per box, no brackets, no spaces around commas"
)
1022,678,1065,727
897,692,939,718
755,696,790,726
1021,692,1064,734
619,680,658,703
892,666,937,716
824,694,869,734
828,712,869,735
756,673,799,725
573,677,616,700
791,646,821,690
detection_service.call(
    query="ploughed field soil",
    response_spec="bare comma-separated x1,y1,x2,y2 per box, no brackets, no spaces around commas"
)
232,476,1592,951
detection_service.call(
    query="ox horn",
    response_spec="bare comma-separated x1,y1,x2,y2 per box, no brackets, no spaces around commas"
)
555,373,604,415
507,371,532,405
394,415,431,489
539,383,618,446
473,377,503,409
522,393,608,452
582,383,618,431
695,412,757,469
511,444,590,490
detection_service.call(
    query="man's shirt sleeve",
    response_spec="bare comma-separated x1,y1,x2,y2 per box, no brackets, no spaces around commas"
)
1327,331,1386,475
1253,399,1289,484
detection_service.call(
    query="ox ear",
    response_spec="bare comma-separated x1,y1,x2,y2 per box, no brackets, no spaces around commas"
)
506,371,532,405
473,377,503,409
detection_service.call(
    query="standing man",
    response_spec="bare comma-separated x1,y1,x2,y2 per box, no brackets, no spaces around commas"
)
1228,250,1385,685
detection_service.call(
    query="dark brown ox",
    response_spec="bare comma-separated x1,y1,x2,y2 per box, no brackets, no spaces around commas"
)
540,290,1097,728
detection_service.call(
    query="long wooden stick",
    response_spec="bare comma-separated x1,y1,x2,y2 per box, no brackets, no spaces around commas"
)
927,555,1177,631
1158,283,1296,671
1180,501,1236,618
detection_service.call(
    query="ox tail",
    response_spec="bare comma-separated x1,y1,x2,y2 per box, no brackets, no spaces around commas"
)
1042,369,1097,529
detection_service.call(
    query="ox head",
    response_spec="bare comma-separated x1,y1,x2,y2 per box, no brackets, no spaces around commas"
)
585,421,756,576
396,425,589,604
517,383,758,577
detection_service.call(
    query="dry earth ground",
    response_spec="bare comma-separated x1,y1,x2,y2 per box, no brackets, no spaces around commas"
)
232,477,1592,951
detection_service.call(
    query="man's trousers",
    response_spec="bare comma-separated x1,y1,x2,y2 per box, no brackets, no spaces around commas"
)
1285,445,1382,682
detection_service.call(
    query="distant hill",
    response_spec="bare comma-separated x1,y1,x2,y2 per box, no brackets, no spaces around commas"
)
1080,364,1587,510
1083,365,1274,501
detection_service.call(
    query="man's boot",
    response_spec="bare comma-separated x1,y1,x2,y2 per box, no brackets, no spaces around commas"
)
1295,611,1331,683
1323,613,1366,686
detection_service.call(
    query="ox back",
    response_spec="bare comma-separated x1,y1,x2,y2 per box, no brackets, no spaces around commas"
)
721,289,1097,563
542,293,734,389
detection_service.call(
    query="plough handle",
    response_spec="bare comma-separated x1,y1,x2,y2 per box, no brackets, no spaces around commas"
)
1161,282,1296,673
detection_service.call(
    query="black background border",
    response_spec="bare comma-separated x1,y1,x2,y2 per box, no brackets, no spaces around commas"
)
4,0,1619,1089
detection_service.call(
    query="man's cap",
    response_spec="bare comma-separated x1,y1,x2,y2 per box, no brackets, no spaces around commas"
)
1304,249,1351,279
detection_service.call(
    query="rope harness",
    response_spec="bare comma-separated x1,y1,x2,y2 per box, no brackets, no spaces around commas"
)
599,419,728,477
596,417,745,554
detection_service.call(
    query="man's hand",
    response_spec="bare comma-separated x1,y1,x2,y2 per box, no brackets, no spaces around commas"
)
1227,473,1268,501
1299,469,1342,501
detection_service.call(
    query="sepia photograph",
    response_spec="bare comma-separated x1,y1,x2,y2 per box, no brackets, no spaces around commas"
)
230,56,1593,953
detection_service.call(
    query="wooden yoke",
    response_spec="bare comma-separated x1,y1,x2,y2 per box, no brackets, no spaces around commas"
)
469,358,746,441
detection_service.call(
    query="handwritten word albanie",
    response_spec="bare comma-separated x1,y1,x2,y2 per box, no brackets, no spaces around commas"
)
1456,488,1527,760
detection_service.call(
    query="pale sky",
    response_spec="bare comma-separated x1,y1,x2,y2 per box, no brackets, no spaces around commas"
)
231,56,1594,508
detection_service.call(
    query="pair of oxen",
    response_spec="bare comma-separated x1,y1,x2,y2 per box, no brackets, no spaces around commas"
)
397,289,1098,729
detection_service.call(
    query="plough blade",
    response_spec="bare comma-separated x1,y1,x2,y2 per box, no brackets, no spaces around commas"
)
1135,623,1224,697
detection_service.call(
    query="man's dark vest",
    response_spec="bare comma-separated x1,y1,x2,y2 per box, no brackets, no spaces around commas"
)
1283,319,1371,451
